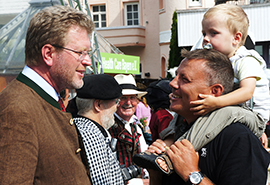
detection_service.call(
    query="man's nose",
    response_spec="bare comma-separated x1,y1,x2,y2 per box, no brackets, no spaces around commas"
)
125,98,132,104
169,77,178,89
81,55,92,66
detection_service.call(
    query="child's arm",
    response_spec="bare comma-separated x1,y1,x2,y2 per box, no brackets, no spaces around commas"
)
190,77,256,115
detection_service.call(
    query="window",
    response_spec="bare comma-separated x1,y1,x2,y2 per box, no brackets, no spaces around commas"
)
92,5,106,28
255,42,270,68
125,3,139,26
255,45,263,56
189,0,202,6
161,57,166,78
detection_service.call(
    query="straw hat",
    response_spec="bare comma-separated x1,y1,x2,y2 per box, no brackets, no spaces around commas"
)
114,74,147,98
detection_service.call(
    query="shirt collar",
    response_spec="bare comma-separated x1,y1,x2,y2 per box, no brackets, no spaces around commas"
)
114,113,138,124
114,113,129,124
22,65,59,101
114,113,141,134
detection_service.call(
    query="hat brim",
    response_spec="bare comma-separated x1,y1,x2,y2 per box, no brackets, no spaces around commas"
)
122,89,147,98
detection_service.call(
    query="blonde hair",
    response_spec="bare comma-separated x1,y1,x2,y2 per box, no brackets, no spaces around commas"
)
138,96,149,108
25,5,95,66
203,4,249,46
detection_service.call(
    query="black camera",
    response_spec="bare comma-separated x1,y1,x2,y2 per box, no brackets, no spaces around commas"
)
110,138,141,182
120,164,141,182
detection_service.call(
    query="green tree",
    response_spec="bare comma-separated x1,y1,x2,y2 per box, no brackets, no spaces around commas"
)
167,11,191,78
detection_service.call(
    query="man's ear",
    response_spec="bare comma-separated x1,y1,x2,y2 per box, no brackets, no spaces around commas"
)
94,99,102,112
233,31,242,46
41,44,54,67
211,84,224,97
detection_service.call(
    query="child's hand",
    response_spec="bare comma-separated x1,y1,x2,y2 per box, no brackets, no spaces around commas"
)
190,94,219,115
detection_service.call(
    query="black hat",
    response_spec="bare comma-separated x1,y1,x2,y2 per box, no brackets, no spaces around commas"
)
146,79,172,111
76,74,122,100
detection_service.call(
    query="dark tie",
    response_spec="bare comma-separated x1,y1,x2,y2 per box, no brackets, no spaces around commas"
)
58,98,66,112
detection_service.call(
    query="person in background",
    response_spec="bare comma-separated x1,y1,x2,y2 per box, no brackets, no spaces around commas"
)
0,5,94,184
74,74,124,185
191,3,270,148
136,96,151,130
146,79,175,142
136,96,152,145
108,74,149,185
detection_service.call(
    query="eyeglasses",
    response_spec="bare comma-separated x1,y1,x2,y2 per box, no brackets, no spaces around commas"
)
116,98,121,105
52,44,94,61
120,96,137,102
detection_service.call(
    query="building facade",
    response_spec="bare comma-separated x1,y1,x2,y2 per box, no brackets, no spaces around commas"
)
88,0,270,79
90,0,215,79
0,0,269,81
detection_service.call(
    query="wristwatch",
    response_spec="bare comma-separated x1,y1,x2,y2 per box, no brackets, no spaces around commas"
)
187,171,204,185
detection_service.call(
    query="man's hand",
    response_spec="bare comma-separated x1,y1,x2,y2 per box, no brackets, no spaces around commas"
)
146,139,167,154
144,140,167,185
166,139,199,181
260,133,268,149
142,178,149,185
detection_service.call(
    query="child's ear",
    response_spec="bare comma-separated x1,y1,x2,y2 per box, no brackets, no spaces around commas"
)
233,31,242,46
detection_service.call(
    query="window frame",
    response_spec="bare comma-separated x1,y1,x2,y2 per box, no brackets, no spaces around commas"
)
124,2,140,26
189,0,202,7
92,4,107,28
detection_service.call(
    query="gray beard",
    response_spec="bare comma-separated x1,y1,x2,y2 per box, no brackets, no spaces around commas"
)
101,110,115,130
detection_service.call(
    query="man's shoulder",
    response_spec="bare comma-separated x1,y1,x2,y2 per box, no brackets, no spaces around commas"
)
213,122,260,146
156,109,171,115
74,117,97,132
0,79,40,111
199,122,270,185
0,78,25,97
220,122,253,136
113,116,122,126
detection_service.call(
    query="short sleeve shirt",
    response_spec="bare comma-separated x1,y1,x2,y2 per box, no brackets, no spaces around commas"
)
232,56,262,83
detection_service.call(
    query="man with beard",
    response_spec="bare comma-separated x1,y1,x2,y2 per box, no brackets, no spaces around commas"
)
108,74,149,184
0,5,94,184
74,74,124,185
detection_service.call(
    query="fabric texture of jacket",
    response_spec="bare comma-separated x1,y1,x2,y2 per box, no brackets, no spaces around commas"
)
0,73,91,185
